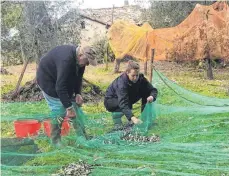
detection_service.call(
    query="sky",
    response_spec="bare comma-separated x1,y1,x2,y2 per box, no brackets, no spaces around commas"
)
77,0,149,9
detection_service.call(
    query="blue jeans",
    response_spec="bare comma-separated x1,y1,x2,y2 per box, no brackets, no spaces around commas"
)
42,91,78,118
42,91,86,138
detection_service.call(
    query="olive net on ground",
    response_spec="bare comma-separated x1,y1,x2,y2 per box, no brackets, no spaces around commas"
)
1,70,229,176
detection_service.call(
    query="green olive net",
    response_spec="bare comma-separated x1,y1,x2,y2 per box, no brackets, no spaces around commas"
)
1,70,229,176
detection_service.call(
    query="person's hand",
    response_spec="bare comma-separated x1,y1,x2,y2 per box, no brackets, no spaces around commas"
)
66,107,76,118
75,94,83,106
147,96,154,103
131,116,142,124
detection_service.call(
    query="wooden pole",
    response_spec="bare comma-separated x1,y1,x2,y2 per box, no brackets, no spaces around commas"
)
144,42,149,76
149,49,155,82
105,43,109,70
206,51,213,80
12,59,30,98
79,14,109,27
144,61,147,75
204,1,213,80
144,32,149,76
111,5,114,24
108,5,114,70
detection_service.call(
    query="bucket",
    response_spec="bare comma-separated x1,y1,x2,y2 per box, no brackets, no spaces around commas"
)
14,119,41,138
43,118,70,137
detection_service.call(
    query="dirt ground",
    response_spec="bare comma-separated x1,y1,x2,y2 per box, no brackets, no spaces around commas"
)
2,63,103,102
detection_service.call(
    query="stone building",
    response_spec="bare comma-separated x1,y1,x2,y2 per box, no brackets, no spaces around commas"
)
79,5,142,45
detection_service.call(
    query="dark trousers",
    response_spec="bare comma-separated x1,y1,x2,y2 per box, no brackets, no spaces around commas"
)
104,96,148,113
104,95,148,125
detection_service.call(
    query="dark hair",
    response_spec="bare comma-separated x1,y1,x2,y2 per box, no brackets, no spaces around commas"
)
126,60,140,72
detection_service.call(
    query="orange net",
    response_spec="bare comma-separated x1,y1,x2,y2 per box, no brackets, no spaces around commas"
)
107,2,229,61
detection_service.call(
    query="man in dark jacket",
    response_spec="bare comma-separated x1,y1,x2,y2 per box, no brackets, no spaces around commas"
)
37,45,97,146
104,61,158,129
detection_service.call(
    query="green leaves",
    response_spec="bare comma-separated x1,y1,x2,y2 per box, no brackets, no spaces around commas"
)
2,2,23,28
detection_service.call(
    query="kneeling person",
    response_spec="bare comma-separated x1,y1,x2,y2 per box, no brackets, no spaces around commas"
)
104,61,158,129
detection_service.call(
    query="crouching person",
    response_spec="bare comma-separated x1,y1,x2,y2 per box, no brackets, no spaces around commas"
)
104,60,158,130
37,45,97,146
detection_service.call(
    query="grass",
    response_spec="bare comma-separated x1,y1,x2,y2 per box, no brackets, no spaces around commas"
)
160,68,229,98
1,62,229,176
1,65,35,96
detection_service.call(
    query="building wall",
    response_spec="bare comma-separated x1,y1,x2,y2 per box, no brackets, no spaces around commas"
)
80,5,142,45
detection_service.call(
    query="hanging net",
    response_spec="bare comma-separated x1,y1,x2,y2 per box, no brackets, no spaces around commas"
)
1,69,229,176
107,2,229,62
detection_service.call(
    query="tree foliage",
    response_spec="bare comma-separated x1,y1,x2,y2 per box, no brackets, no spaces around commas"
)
1,2,23,65
1,1,81,66
142,1,215,29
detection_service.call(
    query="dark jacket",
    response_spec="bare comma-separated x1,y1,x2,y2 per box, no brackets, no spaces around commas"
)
37,45,85,109
104,73,158,120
